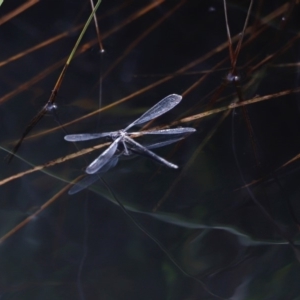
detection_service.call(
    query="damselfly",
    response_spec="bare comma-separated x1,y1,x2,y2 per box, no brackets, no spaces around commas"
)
64,94,195,174
68,135,189,194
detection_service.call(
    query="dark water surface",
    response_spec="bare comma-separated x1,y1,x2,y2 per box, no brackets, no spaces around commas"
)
1,1,300,299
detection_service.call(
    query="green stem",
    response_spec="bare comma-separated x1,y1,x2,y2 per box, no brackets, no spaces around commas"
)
66,0,103,65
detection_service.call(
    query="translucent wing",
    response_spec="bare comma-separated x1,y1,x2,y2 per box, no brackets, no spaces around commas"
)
130,127,196,135
124,94,182,131
69,156,119,195
69,174,99,195
86,137,121,174
125,136,178,169
144,137,185,150
64,132,116,142
70,135,184,194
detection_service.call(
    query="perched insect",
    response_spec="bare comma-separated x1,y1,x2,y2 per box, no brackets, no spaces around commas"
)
68,135,188,194
64,94,196,174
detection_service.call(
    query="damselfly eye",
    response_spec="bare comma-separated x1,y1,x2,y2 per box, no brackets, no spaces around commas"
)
111,132,119,140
